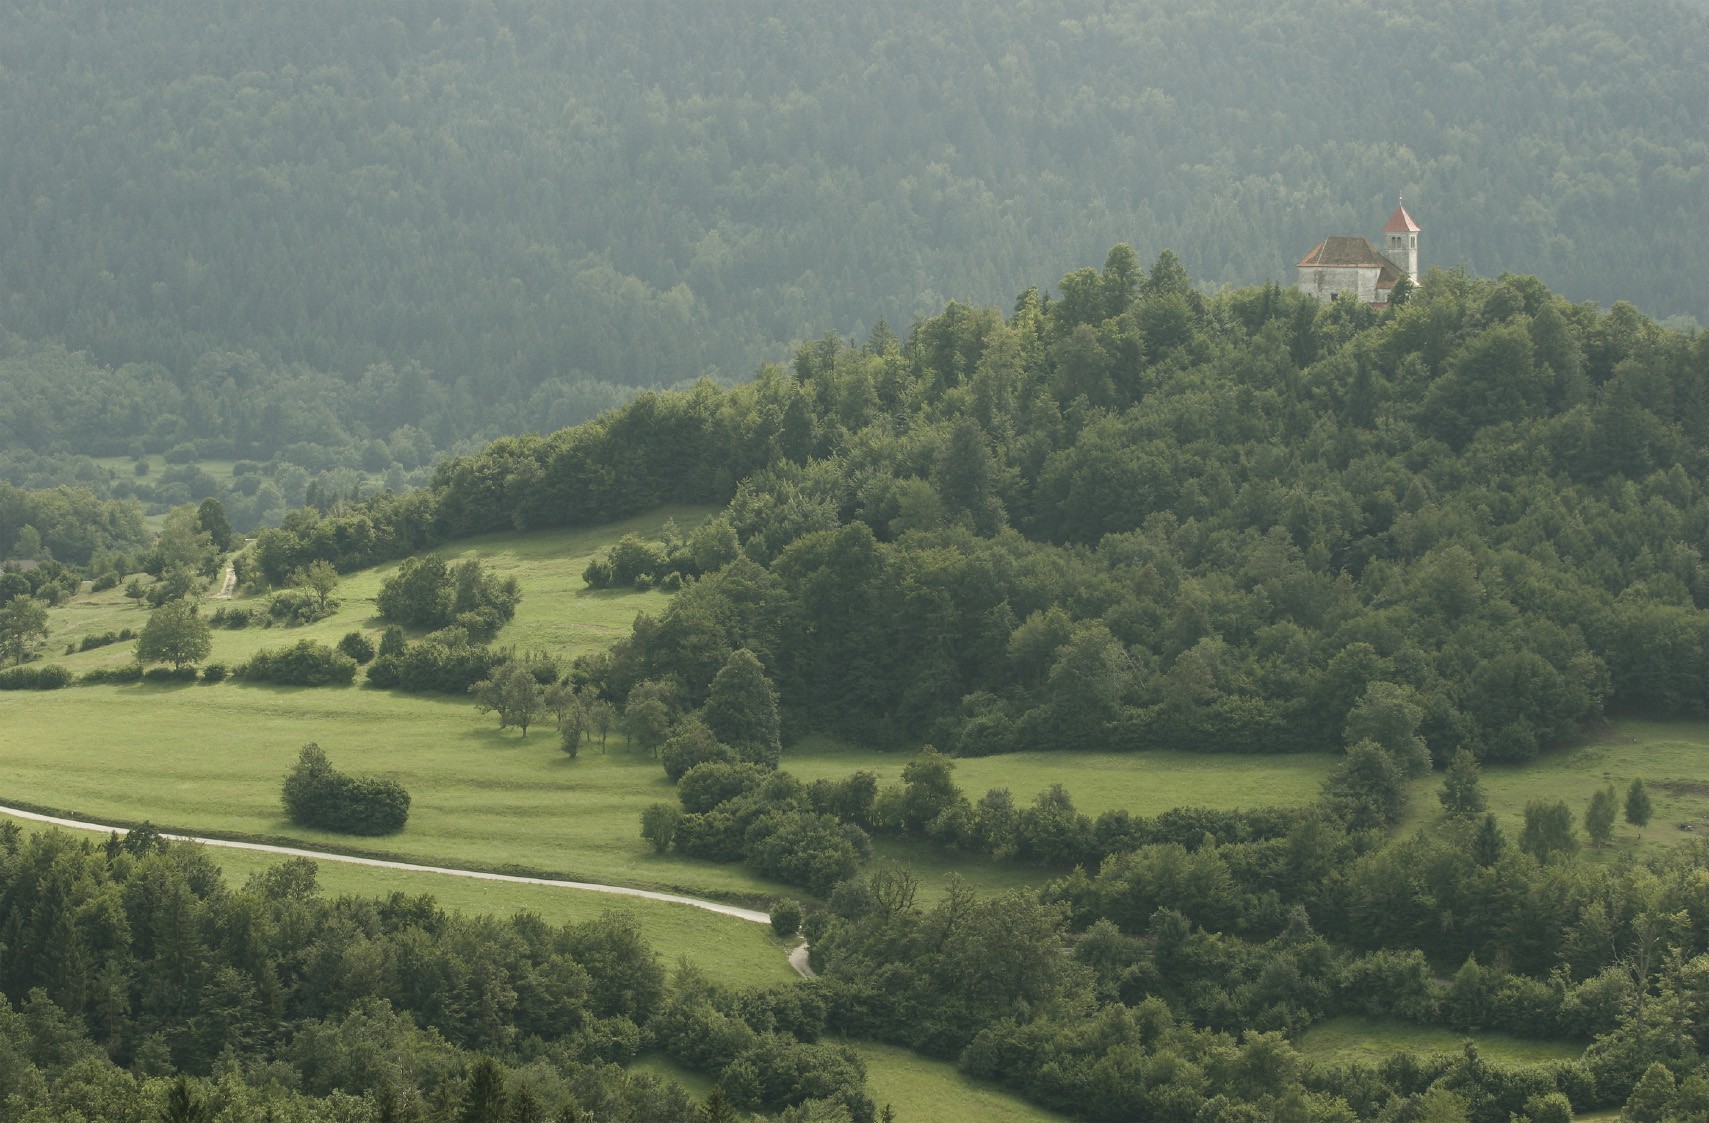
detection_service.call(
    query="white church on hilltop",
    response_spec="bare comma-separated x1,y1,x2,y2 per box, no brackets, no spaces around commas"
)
1297,202,1420,306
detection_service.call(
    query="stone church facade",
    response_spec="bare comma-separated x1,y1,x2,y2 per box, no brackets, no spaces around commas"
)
1297,203,1420,306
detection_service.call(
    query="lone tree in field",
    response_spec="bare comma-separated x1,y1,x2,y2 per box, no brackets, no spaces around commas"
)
1439,747,1487,817
701,648,781,767
1586,784,1618,848
1627,778,1653,829
0,595,49,665
293,559,341,614
1520,799,1578,863
470,661,544,736
137,598,212,670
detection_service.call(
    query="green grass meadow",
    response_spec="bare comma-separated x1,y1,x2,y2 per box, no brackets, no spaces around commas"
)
628,1043,1069,1123
1400,719,1709,858
1295,1015,1585,1066
854,1042,1069,1123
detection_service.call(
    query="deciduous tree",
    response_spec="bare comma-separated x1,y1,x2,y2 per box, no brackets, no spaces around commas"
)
0,595,49,665
137,598,212,669
470,662,545,737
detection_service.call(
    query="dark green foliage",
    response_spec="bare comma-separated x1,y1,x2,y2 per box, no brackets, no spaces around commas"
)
377,556,520,638
1322,741,1407,829
79,662,145,685
195,498,235,554
337,631,377,664
700,649,782,768
1627,778,1653,828
0,484,150,566
469,662,545,737
367,641,505,694
640,804,680,854
378,625,407,658
1520,800,1579,864
661,720,735,782
266,586,336,625
280,743,410,835
235,641,358,687
0,832,681,1120
136,598,212,669
199,662,227,683
770,900,803,939
0,663,72,690
0,594,49,664
1586,784,1618,848
1439,747,1487,816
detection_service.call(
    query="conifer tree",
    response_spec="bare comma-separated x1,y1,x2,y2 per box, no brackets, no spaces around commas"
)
701,648,781,767
1520,800,1577,863
1472,814,1505,867
1585,784,1618,848
1627,777,1653,828
1438,747,1486,816
459,1058,507,1123
694,1087,740,1123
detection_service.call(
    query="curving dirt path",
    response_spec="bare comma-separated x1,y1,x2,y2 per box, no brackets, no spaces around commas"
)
0,803,815,972
211,565,237,599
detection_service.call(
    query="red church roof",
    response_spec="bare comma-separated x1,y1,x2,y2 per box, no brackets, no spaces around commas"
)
1384,203,1421,233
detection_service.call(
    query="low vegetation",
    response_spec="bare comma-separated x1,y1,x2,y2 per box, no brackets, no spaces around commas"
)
280,743,410,835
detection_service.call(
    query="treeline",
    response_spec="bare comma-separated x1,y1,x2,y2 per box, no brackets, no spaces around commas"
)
781,745,1709,1120
252,260,1709,765
0,824,869,1121
0,481,150,567
1,0,1704,415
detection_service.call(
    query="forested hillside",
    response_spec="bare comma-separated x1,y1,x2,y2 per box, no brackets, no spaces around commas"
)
252,256,1709,769
2,0,1705,488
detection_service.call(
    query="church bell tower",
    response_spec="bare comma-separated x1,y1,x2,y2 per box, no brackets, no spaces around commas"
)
1383,200,1421,284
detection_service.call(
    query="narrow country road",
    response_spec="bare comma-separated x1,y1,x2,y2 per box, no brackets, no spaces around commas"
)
211,564,237,599
0,802,812,974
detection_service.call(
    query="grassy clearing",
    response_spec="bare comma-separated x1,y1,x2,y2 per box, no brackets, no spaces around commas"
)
786,736,1334,819
627,1044,1069,1123
1296,1016,1584,1066
46,506,709,671
626,1053,715,1100
853,1042,1067,1123
1400,720,1709,858
0,813,796,990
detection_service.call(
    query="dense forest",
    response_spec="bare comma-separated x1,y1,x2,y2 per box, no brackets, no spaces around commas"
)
10,257,1709,1116
249,257,1709,768
2,0,1706,526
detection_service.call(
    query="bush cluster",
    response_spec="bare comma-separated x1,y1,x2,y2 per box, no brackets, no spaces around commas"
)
280,743,409,835
646,762,873,896
366,640,505,694
79,663,144,685
235,641,357,686
65,628,135,654
266,588,336,626
208,605,255,629
0,664,73,690
375,555,519,638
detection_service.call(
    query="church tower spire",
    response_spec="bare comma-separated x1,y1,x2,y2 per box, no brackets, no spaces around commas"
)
1383,199,1421,284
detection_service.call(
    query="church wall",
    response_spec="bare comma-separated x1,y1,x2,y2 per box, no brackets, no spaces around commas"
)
1298,265,1378,303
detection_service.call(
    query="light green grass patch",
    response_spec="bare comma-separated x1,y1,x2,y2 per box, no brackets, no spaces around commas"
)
627,1053,715,1100
785,736,1334,819
44,506,709,672
0,683,800,902
1296,1016,1584,1066
1402,720,1709,858
854,1042,1068,1123
630,1043,1069,1122
0,814,796,990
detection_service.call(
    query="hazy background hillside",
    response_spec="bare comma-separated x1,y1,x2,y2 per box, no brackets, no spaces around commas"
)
2,0,1705,523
